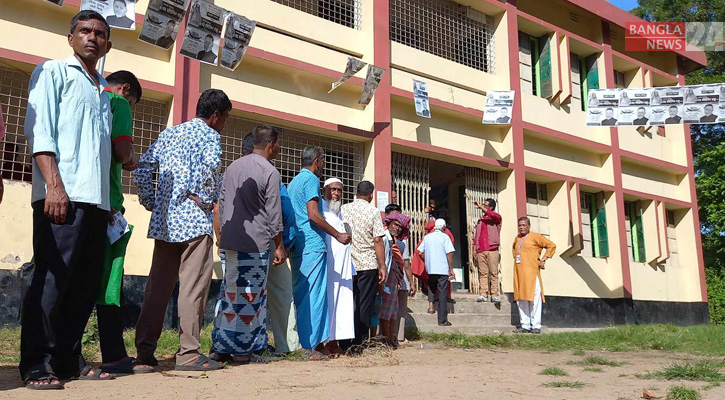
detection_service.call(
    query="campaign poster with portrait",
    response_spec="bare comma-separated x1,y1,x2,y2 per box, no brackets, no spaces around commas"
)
649,86,684,125
81,0,136,30
179,0,225,66
220,13,256,71
617,88,651,126
683,84,719,124
139,0,191,49
482,90,514,124
719,84,725,123
329,57,367,93
585,89,620,126
358,65,385,106
413,79,431,118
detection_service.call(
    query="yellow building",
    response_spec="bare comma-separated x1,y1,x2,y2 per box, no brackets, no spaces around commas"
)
0,0,708,327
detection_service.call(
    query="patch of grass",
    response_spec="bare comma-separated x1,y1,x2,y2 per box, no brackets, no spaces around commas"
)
539,367,567,376
572,349,585,356
542,381,585,388
567,355,626,367
666,386,701,400
636,359,725,383
0,325,21,363
583,366,604,372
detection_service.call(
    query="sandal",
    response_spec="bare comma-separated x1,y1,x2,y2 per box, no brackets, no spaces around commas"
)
78,365,115,381
102,357,155,375
175,354,222,371
302,350,330,361
24,372,64,390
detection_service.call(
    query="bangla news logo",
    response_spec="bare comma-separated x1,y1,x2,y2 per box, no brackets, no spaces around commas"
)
625,22,725,52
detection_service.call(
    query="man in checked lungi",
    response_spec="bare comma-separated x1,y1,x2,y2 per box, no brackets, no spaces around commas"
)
211,125,287,364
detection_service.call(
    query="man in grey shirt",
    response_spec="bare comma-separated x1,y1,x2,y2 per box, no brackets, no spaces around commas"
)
211,125,287,364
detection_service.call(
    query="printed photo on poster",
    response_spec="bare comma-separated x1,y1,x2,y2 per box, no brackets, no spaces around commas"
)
329,57,367,93
81,0,136,30
138,0,190,49
482,90,514,124
359,65,385,106
683,85,719,124
719,84,725,123
179,0,225,66
220,13,256,71
585,89,620,126
649,86,683,125
413,79,431,118
617,88,651,126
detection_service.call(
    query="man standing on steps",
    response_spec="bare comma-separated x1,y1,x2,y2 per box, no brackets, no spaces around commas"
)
417,219,455,327
473,198,502,304
512,217,556,334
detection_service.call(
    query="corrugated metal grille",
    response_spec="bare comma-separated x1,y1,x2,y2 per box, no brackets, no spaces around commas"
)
122,98,171,194
390,0,495,73
464,167,498,294
223,116,364,204
271,0,362,29
392,152,430,255
0,66,32,183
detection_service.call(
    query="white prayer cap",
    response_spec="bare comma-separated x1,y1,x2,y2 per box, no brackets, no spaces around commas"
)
324,178,343,188
434,218,446,230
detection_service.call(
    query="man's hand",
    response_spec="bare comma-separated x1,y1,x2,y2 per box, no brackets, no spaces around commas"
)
335,232,351,245
409,287,417,297
539,259,546,270
273,246,287,266
108,206,117,225
45,185,70,224
187,194,213,212
122,160,139,172
473,200,484,211
378,266,387,285
448,269,455,280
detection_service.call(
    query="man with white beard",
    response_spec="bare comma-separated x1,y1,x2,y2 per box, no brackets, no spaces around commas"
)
322,178,354,356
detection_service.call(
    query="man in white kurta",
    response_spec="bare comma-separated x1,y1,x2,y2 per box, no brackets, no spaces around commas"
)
322,178,355,355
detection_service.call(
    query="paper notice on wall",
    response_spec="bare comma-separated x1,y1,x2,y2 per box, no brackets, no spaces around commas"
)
139,0,191,49
179,0,226,66
649,86,684,125
358,65,385,105
220,13,255,71
586,89,621,126
329,57,367,93
617,88,652,126
81,0,136,30
376,191,389,212
482,90,515,124
107,212,131,244
683,84,719,124
45,0,64,6
718,84,725,123
413,79,431,118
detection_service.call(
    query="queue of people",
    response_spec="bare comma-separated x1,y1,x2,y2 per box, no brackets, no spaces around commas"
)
15,10,557,390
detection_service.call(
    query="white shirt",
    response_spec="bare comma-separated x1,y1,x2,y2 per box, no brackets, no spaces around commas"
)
417,230,455,275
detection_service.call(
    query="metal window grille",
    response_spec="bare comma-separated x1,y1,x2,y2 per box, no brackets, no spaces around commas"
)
122,98,171,194
464,166,498,294
390,0,495,73
0,66,32,183
271,0,362,29
223,116,364,204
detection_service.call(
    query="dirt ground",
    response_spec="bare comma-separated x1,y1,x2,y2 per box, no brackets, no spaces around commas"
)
1,342,723,400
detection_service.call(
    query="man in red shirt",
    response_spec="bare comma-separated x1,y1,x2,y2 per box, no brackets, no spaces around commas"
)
473,198,502,303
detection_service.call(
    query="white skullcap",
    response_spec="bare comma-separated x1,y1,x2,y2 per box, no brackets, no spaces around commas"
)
324,178,343,188
434,218,446,230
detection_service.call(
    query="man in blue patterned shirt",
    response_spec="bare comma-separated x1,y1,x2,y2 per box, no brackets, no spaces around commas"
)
132,89,230,371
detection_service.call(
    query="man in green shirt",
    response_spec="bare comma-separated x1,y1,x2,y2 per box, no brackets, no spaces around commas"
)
96,70,154,374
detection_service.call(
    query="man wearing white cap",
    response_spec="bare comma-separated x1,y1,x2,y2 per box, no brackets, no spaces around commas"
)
417,219,455,326
321,178,354,355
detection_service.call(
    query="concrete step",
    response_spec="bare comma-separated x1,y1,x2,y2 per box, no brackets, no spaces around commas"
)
406,299,511,314
407,324,516,335
412,292,510,305
405,312,512,327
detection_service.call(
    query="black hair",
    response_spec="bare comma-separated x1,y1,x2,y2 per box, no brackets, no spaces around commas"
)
485,198,496,210
195,89,231,119
301,145,324,167
205,34,213,40
356,180,375,196
384,204,402,214
637,107,646,112
114,0,128,6
106,70,142,102
242,133,253,156
669,105,678,110
518,216,531,225
70,10,111,39
251,125,280,149
705,104,714,109
606,108,614,112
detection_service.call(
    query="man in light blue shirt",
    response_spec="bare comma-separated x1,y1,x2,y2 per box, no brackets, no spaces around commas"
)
418,218,455,327
20,10,114,389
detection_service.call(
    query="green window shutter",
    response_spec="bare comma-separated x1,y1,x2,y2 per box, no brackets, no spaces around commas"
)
585,54,599,90
595,193,609,257
589,194,600,257
537,34,553,98
530,35,540,96
630,202,646,262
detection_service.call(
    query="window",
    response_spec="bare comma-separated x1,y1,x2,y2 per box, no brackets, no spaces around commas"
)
390,0,495,73
615,70,626,89
625,201,646,262
0,66,32,183
666,210,679,268
122,98,171,194
271,0,361,29
222,116,364,204
526,181,549,237
519,33,538,96
580,192,609,258
570,53,599,111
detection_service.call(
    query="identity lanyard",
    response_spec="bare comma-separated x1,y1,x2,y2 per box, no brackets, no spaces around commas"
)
516,234,529,254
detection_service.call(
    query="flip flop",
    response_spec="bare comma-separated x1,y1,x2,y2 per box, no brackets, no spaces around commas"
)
303,350,330,361
24,372,64,390
77,365,115,380
175,354,222,371
102,358,155,375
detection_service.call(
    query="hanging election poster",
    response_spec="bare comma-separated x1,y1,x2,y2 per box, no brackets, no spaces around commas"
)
179,0,225,66
586,89,621,126
649,86,683,125
617,88,651,126
482,90,515,124
81,0,136,30
220,13,256,71
139,0,190,50
719,84,725,123
413,79,431,118
329,57,367,93
358,65,385,106
683,84,719,124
